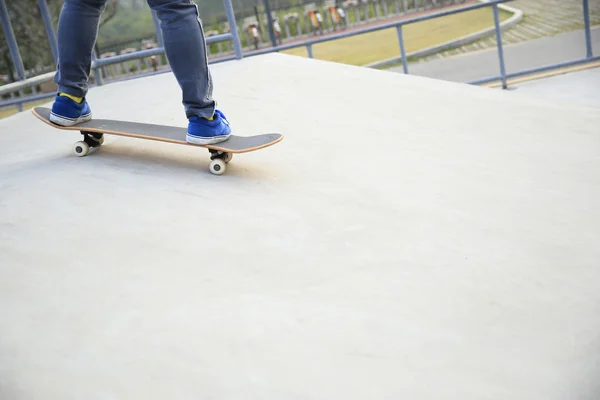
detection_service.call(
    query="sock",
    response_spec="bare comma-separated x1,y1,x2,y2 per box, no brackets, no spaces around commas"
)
59,93,83,103
191,114,214,121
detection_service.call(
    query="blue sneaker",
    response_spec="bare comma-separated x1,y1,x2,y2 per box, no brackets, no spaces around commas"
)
186,110,231,145
50,94,92,126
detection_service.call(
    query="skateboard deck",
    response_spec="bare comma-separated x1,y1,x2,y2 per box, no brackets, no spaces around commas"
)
32,107,283,175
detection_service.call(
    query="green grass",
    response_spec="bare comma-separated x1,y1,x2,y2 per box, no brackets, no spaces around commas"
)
282,7,513,66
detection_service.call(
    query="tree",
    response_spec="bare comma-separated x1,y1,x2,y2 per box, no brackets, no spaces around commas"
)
0,0,118,83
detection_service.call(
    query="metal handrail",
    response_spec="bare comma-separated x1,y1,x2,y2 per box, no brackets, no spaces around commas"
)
92,33,234,69
0,71,56,97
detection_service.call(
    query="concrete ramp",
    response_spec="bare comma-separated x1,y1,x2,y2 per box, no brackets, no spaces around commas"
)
1,53,599,399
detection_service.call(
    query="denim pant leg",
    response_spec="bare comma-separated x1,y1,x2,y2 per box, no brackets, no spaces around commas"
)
147,0,216,119
53,0,109,98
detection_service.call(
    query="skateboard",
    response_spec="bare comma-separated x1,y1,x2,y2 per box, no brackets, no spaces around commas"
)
31,107,283,175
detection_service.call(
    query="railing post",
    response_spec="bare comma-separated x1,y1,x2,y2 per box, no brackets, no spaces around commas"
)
222,0,243,59
151,10,164,48
37,0,59,65
306,44,314,58
262,0,277,48
0,0,26,81
582,0,592,58
396,24,408,74
492,3,507,89
91,50,104,86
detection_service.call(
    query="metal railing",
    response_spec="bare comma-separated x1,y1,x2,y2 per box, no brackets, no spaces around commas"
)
240,1,514,66
1,0,597,113
468,0,597,86
232,0,596,89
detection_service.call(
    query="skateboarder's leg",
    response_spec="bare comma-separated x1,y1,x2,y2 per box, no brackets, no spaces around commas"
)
147,0,231,145
51,0,108,126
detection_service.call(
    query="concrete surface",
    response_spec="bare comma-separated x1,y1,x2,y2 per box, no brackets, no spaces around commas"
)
512,66,600,107
392,27,600,82
1,53,600,399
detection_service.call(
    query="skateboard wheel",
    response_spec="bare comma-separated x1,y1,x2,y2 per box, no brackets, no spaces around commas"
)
209,158,226,175
73,141,89,157
222,152,233,163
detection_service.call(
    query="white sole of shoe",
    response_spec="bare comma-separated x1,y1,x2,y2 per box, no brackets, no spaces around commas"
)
186,133,231,145
49,112,92,127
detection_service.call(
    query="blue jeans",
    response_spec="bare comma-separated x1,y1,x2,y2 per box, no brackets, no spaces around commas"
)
53,0,215,119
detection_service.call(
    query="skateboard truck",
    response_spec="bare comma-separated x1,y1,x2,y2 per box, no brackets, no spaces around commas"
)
73,131,104,157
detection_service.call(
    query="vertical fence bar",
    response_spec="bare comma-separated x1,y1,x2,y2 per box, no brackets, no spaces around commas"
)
306,44,314,58
396,24,408,74
582,0,592,58
37,0,59,65
151,10,164,48
492,4,507,89
91,50,104,86
262,0,277,47
0,0,26,80
223,0,243,59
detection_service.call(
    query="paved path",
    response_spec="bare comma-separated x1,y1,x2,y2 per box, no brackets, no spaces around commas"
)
1,54,600,399
391,27,600,82
418,0,600,61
